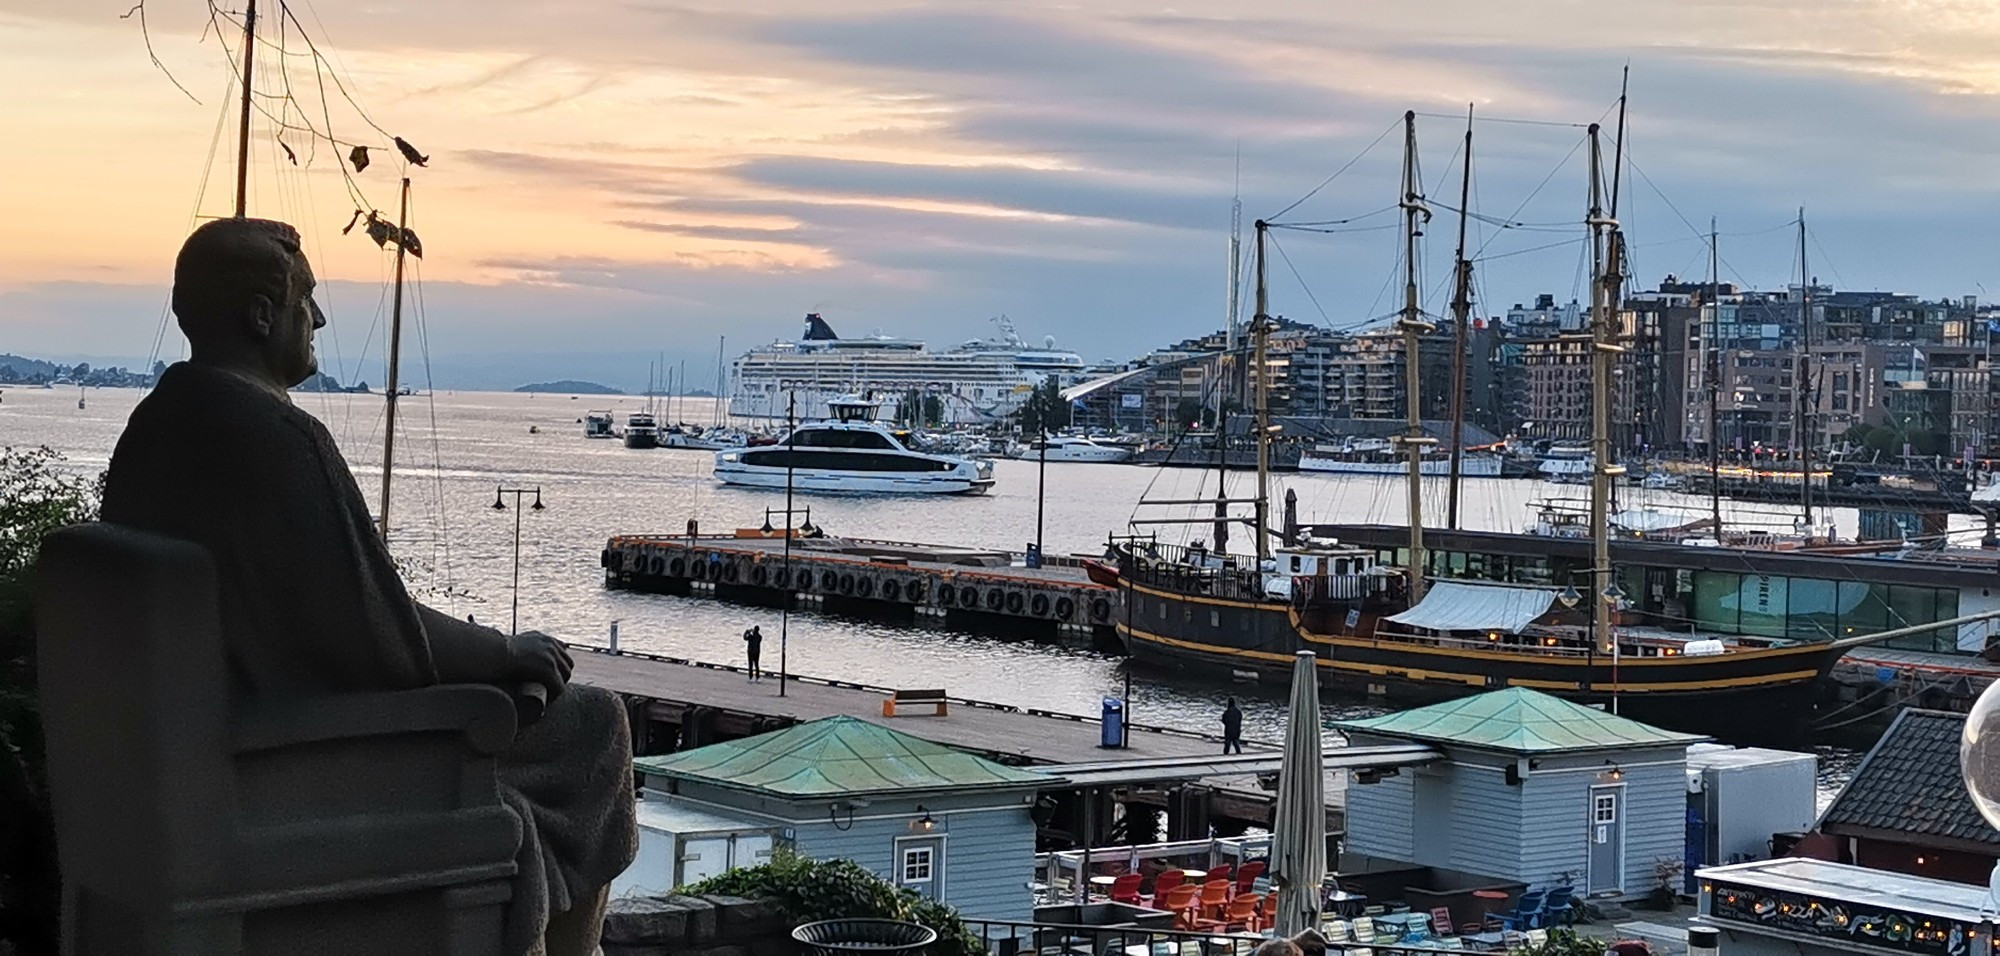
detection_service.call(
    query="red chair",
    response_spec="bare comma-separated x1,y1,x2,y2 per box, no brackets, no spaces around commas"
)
1160,885,1202,930
1234,860,1266,894
1109,872,1144,905
1147,868,1187,906
1208,863,1235,887
1431,906,1458,938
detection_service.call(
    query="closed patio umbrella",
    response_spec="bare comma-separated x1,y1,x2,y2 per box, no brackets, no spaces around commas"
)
1269,649,1326,937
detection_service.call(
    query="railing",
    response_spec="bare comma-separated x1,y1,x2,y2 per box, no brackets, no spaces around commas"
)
1036,836,1273,904
960,917,1463,956
1122,544,1268,603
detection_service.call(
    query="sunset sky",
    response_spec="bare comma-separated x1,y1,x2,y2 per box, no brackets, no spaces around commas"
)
6,0,2000,389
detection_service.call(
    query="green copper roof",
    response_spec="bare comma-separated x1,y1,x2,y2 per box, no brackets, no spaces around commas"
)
1333,688,1706,754
635,716,1055,798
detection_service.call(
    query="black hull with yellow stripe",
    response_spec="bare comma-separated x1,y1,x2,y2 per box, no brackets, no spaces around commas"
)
1117,577,1841,743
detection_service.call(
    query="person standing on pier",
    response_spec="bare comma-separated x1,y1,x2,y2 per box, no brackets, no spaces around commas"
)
743,624,764,681
1222,697,1244,754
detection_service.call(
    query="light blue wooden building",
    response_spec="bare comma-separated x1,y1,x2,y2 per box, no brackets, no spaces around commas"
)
1335,688,1704,902
634,715,1058,921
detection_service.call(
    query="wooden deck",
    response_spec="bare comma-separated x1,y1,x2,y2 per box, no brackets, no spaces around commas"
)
571,646,1247,766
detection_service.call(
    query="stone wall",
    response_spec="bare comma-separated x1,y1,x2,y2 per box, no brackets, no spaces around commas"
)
602,894,796,956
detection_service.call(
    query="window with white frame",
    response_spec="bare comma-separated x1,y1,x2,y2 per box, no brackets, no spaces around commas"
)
901,846,933,883
1593,792,1617,824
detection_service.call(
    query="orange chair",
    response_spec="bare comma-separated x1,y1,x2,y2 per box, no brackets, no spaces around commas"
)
1198,879,1232,919
1209,863,1235,887
1109,872,1144,905
1234,860,1267,894
1160,885,1202,930
1147,869,1187,906
1223,895,1265,933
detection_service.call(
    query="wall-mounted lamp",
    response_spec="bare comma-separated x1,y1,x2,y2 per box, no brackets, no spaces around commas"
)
1603,760,1625,782
915,805,937,832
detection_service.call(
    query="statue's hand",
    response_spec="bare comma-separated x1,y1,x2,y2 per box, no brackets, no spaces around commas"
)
505,630,575,699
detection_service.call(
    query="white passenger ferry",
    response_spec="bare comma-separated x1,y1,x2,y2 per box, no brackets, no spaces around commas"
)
729,314,1087,425
714,395,996,495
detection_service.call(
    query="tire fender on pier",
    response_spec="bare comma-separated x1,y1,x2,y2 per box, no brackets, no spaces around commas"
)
722,560,741,584
937,584,955,607
1031,593,1051,618
821,569,839,592
1091,597,1112,622
881,578,901,602
689,555,709,581
838,572,856,595
962,584,980,608
668,556,685,578
1005,590,1025,614
854,576,874,599
906,580,927,603
751,564,769,587
985,588,1004,611
1056,596,1075,621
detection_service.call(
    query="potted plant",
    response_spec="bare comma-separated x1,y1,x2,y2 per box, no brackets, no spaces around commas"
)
1648,858,1687,911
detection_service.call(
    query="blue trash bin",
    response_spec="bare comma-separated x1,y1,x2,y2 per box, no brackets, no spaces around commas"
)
1101,697,1124,748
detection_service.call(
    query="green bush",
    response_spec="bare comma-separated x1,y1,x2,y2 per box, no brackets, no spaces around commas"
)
687,851,985,956
1519,927,1608,956
0,446,103,955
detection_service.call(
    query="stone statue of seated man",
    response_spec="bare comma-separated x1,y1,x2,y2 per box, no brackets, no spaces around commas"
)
101,217,637,956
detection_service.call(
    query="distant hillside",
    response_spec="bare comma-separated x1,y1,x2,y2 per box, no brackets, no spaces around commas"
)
515,380,624,395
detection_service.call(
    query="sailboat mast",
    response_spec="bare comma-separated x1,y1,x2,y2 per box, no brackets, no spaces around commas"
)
1226,151,1243,407
1446,105,1474,531
1709,218,1724,536
716,336,726,427
377,177,412,539
233,0,258,217
1798,208,1815,526
1396,110,1436,601
1587,123,1629,702
1252,219,1272,563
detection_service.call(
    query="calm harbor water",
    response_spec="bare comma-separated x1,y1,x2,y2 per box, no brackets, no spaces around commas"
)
1,384,1871,792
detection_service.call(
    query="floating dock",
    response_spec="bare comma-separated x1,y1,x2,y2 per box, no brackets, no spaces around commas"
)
572,646,1351,839
600,532,1120,635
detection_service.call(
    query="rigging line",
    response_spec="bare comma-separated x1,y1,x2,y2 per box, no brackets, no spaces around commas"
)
1267,232,1334,326
1268,116,1401,221
1271,206,1399,227
1266,223,1401,236
411,254,459,608
1425,203,1578,231
1412,110,1592,129
1471,236,1587,263
150,68,238,380
120,1,201,103
1469,133,1587,262
1808,228,1848,289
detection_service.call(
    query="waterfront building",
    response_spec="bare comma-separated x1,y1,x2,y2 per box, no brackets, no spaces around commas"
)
633,716,1053,921
1814,709,2000,885
1337,688,1702,902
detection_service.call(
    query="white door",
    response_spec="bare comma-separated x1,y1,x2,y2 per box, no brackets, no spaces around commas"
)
681,837,731,887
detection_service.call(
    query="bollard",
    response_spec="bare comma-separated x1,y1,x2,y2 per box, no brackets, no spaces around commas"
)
1688,925,1719,956
608,620,620,654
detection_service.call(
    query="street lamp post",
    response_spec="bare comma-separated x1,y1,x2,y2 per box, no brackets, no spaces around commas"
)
490,485,544,636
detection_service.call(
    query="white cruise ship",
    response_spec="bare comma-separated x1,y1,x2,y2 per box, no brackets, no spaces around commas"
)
729,313,1088,424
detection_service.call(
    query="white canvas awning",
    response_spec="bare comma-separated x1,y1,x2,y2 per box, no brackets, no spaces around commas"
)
1385,581,1558,634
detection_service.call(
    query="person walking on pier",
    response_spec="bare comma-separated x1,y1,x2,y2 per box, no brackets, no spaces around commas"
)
743,625,764,681
1222,697,1244,754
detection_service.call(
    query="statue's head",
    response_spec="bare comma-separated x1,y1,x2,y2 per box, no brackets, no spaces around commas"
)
172,218,325,387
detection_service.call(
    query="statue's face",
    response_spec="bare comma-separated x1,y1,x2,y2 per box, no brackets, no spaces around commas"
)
262,255,325,386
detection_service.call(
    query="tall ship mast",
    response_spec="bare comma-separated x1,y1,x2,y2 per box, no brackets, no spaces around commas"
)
1105,108,1989,744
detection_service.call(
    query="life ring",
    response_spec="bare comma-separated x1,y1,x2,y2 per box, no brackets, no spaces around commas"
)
668,557,685,577
1056,596,1075,620
855,577,874,598
907,581,927,603
751,564,769,587
839,572,856,595
1031,593,1050,617
985,588,1005,611
821,570,840,592
882,579,902,601
961,584,979,608
1005,591,1025,614
1091,597,1111,621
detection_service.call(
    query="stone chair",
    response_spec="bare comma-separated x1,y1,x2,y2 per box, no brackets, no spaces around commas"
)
35,523,522,955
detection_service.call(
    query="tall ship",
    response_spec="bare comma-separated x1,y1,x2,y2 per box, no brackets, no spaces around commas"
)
1108,112,1991,743
729,313,1089,425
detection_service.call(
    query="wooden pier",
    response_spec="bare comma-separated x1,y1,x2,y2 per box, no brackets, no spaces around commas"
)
570,646,1348,838
600,532,1119,635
